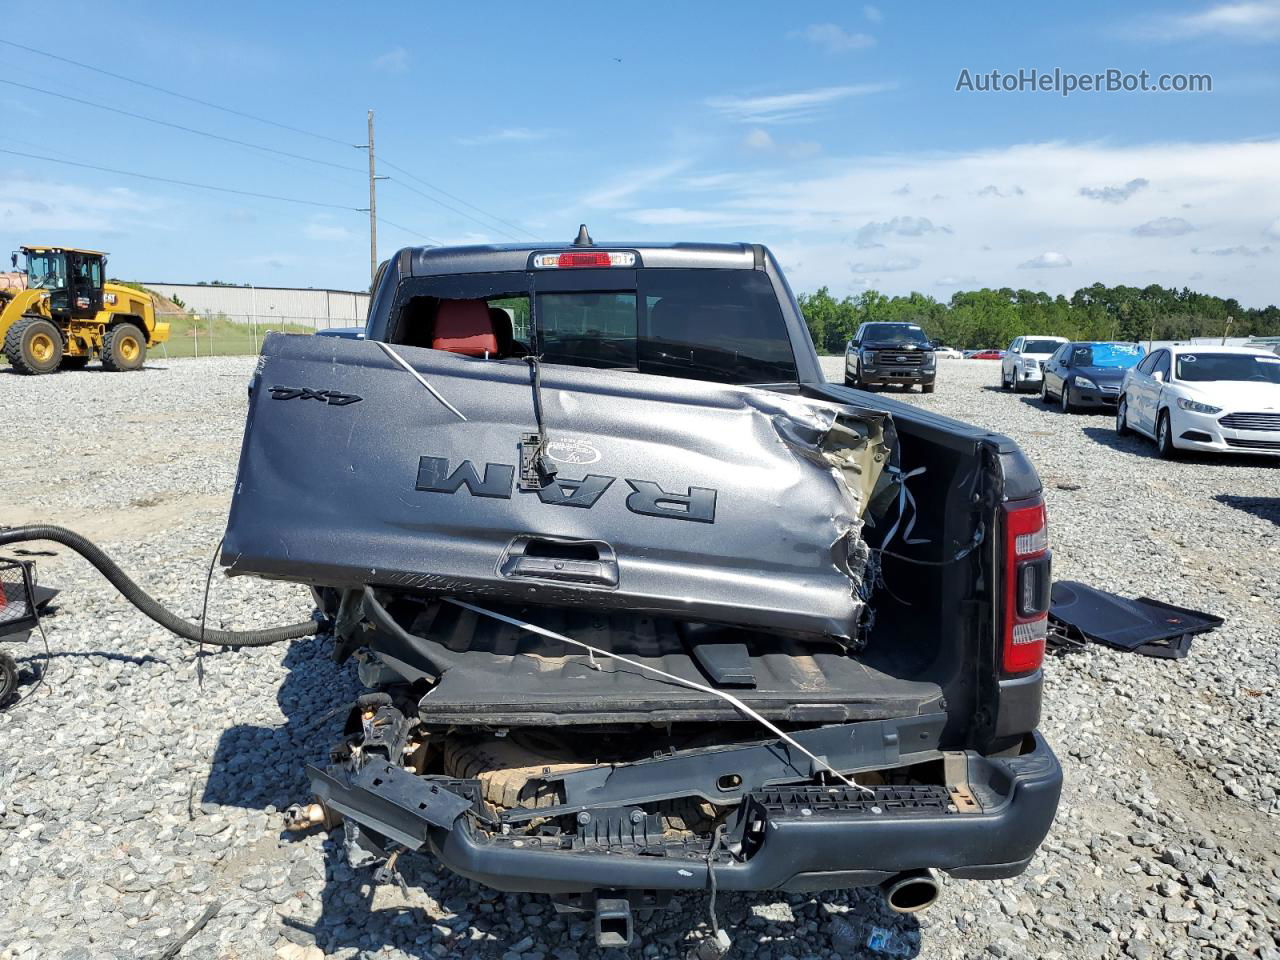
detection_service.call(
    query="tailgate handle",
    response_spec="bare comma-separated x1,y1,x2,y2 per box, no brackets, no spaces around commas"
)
499,537,619,588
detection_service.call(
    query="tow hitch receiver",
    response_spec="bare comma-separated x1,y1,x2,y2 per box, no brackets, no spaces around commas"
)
552,890,672,948
593,898,633,949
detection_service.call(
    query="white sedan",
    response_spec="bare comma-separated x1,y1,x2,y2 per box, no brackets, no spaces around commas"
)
1116,345,1280,458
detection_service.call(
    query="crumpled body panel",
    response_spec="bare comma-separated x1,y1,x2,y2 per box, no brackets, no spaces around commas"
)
222,334,894,639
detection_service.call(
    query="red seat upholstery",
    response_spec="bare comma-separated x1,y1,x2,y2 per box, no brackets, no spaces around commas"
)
433,299,499,357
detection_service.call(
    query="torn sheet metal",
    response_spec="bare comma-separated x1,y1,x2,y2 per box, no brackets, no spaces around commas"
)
1048,581,1223,659
222,333,894,639
307,761,473,850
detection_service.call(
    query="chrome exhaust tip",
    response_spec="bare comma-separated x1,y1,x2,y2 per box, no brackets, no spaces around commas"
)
881,869,941,913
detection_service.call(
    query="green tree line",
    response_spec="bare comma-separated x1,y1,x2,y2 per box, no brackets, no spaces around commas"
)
798,283,1280,354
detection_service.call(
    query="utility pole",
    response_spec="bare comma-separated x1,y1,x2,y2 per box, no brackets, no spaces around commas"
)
355,109,389,287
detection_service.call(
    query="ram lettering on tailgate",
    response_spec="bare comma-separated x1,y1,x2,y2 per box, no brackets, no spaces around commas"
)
414,455,717,523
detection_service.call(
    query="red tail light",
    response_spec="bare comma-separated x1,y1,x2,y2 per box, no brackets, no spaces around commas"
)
557,252,612,268
532,251,638,269
1002,498,1050,674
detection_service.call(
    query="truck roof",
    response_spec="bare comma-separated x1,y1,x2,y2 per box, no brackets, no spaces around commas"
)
21,245,108,256
405,237,760,277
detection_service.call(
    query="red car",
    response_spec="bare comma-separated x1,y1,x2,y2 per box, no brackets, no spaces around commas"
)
967,349,1004,360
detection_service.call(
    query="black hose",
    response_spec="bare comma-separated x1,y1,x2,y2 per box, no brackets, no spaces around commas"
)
0,525,317,647
360,587,462,676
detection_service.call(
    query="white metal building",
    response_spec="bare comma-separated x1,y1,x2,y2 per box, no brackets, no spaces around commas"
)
141,282,371,330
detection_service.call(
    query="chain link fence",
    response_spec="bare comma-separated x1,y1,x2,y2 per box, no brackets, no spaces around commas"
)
152,311,361,359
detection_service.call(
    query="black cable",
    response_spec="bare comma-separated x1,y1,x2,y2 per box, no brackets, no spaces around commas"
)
0,79,364,175
360,588,463,676
522,355,557,486
0,148,359,212
6,599,52,710
196,536,225,684
0,38,351,147
0,526,316,647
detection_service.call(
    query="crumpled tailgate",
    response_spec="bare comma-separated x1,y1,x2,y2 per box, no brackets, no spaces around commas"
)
222,334,893,639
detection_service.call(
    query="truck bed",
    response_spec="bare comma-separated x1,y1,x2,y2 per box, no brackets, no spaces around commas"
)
369,599,945,725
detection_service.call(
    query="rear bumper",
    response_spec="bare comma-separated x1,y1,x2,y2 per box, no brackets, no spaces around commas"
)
319,731,1062,895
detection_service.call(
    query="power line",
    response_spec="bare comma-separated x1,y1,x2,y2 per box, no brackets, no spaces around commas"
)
0,147,359,211
380,159,540,240
0,37,351,148
0,78,364,176
382,171,522,242
0,146,442,246
376,216,442,246
2,36,541,241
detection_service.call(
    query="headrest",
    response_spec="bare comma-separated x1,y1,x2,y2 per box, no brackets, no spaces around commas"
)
488,306,514,345
433,299,499,357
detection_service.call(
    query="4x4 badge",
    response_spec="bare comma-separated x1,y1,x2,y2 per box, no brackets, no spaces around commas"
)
269,386,362,406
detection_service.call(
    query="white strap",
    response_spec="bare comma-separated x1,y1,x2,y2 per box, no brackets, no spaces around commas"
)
375,341,468,422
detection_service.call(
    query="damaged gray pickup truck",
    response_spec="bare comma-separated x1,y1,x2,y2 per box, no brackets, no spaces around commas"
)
221,231,1061,948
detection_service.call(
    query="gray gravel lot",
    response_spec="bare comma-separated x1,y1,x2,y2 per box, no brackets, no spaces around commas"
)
1,355,1277,960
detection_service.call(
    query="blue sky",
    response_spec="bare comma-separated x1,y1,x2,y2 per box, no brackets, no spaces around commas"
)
2,0,1278,305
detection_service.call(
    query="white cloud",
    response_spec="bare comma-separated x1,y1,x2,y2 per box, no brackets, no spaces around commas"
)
372,47,409,72
705,84,894,124
580,159,692,209
796,23,875,53
0,176,161,233
741,129,822,159
624,208,736,226
683,138,1280,305
1192,244,1272,256
863,5,883,22
856,216,940,246
1080,178,1150,203
1139,0,1280,40
303,217,352,242
456,128,551,146
1265,217,1280,239
851,255,921,273
1133,216,1195,237
1019,251,1073,269
977,184,1025,198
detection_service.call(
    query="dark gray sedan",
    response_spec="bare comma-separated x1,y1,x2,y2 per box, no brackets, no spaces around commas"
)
1040,341,1145,412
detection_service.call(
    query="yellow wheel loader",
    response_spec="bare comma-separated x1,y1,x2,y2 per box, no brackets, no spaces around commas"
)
0,246,169,374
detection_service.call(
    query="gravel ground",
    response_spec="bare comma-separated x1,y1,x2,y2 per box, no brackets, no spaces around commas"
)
1,355,1277,960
